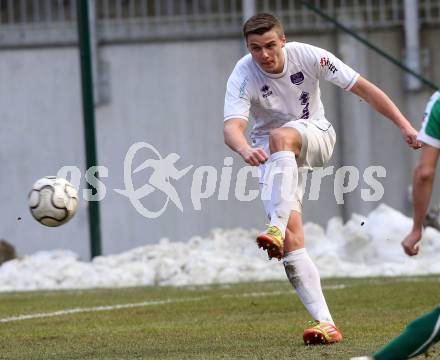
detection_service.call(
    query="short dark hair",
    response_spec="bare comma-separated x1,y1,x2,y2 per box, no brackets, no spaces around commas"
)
243,13,284,40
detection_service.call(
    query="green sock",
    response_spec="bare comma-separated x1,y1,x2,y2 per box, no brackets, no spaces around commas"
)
374,306,440,360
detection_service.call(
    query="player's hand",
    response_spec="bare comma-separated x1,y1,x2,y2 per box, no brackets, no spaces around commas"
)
401,228,422,256
239,146,269,166
400,126,422,149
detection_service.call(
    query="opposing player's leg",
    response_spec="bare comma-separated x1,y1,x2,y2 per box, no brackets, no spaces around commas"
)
375,306,440,359
256,127,302,259
282,211,342,345
351,306,440,360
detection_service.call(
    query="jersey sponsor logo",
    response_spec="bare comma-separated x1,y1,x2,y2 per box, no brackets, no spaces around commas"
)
320,57,338,74
299,91,310,119
290,71,305,85
260,84,273,98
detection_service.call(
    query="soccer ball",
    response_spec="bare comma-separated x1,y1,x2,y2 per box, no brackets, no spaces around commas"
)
28,176,79,227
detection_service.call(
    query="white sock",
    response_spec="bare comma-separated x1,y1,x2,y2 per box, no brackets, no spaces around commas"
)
283,248,334,325
263,151,297,236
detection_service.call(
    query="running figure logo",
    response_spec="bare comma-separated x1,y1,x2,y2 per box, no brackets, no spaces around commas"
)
115,142,193,219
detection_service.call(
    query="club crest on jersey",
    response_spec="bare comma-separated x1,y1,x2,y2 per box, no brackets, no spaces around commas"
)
290,71,304,85
260,84,273,98
320,57,338,74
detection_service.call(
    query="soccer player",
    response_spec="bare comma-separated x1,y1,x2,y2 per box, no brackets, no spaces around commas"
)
402,90,440,257
223,13,420,345
351,92,440,360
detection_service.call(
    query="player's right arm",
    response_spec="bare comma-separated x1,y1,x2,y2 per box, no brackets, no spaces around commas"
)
224,63,269,166
223,119,268,166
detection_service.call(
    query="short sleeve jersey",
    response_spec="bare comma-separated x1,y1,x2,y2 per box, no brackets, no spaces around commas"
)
418,91,440,148
224,42,359,139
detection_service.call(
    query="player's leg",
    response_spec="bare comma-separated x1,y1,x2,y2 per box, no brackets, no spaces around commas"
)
256,127,303,259
257,120,335,259
283,211,334,324
351,306,440,360
283,211,342,344
374,306,440,360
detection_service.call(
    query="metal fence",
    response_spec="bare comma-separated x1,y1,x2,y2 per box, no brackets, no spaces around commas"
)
0,0,439,46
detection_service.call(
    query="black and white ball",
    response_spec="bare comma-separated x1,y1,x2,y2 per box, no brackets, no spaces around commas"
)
28,176,78,227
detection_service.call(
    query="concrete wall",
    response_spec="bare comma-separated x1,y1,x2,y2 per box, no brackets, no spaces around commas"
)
1,28,439,259
0,48,90,258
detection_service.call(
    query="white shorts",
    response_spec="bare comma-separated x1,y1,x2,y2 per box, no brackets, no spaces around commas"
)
253,119,336,214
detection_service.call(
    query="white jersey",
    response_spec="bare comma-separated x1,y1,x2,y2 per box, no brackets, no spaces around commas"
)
224,42,360,139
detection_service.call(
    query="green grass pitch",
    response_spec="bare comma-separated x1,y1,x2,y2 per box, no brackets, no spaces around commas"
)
0,276,438,359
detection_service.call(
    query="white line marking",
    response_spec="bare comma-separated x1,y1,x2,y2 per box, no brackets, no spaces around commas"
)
0,284,347,324
0,297,208,324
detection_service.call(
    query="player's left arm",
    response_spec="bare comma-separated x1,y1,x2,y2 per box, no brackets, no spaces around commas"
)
350,76,421,149
402,144,440,256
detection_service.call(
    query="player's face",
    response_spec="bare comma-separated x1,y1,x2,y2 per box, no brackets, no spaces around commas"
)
247,30,286,74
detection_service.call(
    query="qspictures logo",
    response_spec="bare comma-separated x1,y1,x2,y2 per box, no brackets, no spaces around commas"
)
114,142,192,219
57,142,387,219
